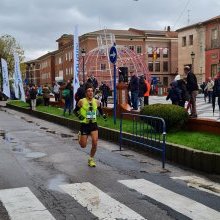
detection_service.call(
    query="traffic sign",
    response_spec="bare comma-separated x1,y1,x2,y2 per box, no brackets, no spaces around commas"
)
109,46,117,64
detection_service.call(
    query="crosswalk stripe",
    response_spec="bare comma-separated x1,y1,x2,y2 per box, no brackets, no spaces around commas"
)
0,187,55,220
59,182,146,220
171,176,220,197
119,179,220,220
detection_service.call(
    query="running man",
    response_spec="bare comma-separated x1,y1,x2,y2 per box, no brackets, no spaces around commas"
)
73,83,107,167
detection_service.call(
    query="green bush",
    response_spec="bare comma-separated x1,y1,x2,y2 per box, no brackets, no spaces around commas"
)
140,104,189,131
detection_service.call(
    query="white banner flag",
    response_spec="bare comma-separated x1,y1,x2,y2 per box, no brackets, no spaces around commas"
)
1,58,10,98
14,53,25,102
73,25,80,108
13,54,19,99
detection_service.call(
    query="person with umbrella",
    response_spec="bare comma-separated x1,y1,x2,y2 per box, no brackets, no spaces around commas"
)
212,72,220,117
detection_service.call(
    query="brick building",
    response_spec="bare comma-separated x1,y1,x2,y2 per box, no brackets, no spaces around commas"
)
203,16,220,79
26,28,178,88
177,15,220,83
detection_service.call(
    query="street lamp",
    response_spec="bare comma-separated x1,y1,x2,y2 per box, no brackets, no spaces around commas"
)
191,51,195,72
81,49,86,83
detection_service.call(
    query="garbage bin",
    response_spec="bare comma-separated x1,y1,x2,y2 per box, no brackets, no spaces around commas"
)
158,87,163,96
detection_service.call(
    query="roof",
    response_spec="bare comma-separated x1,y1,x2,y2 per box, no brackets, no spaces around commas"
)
81,28,177,39
176,15,220,32
56,34,73,42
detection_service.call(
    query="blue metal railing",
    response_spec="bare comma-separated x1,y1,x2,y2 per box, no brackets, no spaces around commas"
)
119,113,166,168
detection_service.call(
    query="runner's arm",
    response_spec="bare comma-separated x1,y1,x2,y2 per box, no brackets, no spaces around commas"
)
73,100,85,120
96,100,107,120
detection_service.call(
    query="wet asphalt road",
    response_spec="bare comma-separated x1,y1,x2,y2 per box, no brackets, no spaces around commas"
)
0,106,219,220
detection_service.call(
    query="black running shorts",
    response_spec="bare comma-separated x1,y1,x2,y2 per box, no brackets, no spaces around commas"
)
80,122,98,135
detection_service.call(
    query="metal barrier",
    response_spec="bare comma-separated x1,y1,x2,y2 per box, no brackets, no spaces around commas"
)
119,113,166,168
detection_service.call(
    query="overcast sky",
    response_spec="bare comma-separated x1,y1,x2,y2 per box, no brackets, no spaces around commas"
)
0,0,219,61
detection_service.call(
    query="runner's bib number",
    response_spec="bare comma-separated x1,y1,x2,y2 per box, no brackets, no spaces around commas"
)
86,111,96,120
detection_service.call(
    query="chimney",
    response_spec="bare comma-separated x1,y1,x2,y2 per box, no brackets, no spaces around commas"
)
167,26,171,32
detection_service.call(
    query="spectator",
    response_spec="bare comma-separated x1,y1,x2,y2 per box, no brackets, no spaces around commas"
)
37,85,43,96
75,82,85,104
144,78,151,105
176,77,190,107
185,66,199,118
99,82,110,107
53,81,60,101
62,83,72,116
200,81,208,102
87,75,98,90
166,81,182,105
138,75,147,109
204,77,214,103
42,84,50,106
213,72,220,114
128,73,139,110
29,85,38,110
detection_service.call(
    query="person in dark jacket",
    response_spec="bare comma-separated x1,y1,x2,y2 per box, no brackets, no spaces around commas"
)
29,85,38,110
129,73,139,110
185,66,199,118
177,78,190,107
75,82,85,105
99,82,110,107
87,75,98,90
213,72,220,114
138,75,147,109
166,81,182,105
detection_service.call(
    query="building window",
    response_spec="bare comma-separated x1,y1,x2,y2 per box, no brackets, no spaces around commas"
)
163,61,168,72
155,62,160,72
211,28,218,48
211,64,217,78
189,35,193,45
182,36,186,47
58,57,62,64
148,62,153,72
69,51,72,60
156,48,160,58
129,45,134,51
136,46,142,54
148,47,153,57
101,63,106,71
163,48,168,58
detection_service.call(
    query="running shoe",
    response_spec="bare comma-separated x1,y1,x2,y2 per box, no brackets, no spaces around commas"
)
88,158,96,167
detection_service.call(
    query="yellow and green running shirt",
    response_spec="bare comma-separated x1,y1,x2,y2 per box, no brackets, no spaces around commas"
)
79,98,98,123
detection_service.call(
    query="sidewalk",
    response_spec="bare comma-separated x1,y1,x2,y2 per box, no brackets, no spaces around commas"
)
107,94,220,121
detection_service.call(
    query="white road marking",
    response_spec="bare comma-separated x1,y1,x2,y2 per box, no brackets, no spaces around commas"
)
0,187,55,220
171,175,220,197
59,182,146,220
119,179,220,220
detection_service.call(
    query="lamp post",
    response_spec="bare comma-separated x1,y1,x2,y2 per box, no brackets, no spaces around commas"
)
81,49,86,83
191,51,195,72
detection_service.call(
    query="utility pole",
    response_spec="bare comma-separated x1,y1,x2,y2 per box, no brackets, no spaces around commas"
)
187,9,191,25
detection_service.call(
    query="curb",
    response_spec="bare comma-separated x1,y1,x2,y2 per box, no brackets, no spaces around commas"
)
6,103,220,174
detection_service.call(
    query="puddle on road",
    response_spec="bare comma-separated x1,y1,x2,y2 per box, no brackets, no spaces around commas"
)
40,127,48,130
25,152,47,159
0,130,5,139
12,146,30,154
47,174,69,192
46,130,56,134
120,154,134,158
60,133,74,138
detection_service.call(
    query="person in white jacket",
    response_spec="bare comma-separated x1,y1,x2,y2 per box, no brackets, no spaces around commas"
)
205,77,214,103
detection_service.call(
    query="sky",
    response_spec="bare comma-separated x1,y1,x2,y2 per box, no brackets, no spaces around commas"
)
0,0,219,61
